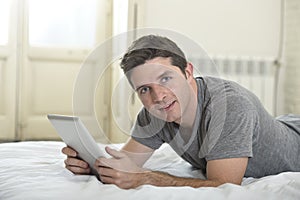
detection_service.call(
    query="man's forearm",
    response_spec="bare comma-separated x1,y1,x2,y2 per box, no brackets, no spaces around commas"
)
139,171,225,188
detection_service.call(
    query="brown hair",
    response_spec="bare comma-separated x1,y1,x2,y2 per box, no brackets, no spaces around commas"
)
120,35,187,77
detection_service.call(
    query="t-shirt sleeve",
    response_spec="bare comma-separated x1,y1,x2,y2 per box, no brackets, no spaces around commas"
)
205,110,257,161
131,108,165,150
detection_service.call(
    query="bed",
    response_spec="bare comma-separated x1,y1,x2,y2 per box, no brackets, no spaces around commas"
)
0,141,299,200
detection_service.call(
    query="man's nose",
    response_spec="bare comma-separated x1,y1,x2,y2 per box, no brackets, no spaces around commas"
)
151,84,166,103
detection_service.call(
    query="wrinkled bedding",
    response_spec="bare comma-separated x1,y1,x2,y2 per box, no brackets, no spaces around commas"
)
0,141,299,200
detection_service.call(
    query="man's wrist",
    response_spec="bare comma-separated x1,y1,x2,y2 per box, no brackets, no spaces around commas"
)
139,170,174,186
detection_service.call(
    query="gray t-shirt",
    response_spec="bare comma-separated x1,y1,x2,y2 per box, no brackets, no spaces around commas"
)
131,76,300,178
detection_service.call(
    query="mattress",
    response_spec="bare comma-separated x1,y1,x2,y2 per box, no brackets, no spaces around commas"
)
0,141,299,200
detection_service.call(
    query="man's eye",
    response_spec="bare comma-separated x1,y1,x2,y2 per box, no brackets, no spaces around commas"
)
161,76,172,83
139,87,150,94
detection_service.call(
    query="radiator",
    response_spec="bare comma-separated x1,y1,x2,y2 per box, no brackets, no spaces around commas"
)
189,55,276,115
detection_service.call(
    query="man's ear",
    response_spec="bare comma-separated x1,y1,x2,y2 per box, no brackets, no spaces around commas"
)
185,63,194,81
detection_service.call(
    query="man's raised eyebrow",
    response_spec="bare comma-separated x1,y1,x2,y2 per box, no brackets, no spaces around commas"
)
135,85,146,92
156,70,175,80
134,70,175,91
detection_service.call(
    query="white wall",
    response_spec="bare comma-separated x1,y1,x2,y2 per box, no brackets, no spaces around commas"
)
284,0,300,114
142,0,281,57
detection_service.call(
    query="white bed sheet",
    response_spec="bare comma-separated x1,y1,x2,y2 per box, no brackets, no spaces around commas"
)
0,141,299,200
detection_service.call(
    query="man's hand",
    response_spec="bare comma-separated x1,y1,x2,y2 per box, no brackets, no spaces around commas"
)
95,146,147,189
61,146,91,175
95,147,248,189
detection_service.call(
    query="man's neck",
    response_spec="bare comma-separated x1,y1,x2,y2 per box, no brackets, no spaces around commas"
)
178,78,198,128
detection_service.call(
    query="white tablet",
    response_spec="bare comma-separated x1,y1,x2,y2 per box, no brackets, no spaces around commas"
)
47,114,106,177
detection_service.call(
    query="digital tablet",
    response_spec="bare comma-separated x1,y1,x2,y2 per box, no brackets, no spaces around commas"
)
47,114,106,177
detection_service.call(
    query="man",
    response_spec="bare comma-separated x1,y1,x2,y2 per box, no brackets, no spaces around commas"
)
62,35,300,189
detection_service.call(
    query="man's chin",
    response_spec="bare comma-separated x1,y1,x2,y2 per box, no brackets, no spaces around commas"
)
154,114,179,123
149,112,168,121
148,109,179,123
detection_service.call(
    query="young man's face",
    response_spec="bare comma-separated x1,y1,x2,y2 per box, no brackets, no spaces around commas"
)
129,57,195,124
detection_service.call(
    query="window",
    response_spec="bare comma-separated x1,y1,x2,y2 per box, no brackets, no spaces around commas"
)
28,0,98,48
0,0,11,46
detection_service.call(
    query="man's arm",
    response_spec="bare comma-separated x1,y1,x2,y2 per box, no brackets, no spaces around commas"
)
61,137,154,175
140,157,248,187
95,146,248,189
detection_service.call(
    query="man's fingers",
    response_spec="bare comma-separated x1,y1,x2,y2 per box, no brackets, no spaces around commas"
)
62,146,92,175
62,146,77,157
66,165,91,175
95,157,113,168
64,157,91,175
97,166,116,178
105,146,125,159
65,157,89,169
100,175,115,184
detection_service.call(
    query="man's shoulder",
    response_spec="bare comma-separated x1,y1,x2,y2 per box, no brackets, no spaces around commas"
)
197,76,259,112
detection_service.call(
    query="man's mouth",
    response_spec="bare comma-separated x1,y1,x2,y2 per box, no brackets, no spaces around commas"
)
159,101,176,112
